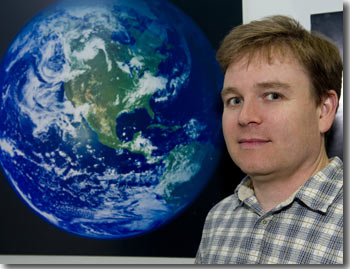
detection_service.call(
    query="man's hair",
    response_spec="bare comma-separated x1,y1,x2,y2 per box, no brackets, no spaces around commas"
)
216,15,343,105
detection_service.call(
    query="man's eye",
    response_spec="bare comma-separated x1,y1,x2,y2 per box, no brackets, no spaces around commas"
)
265,93,281,100
227,97,242,106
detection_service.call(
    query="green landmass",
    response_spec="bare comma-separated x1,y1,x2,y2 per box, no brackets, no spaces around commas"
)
64,16,180,162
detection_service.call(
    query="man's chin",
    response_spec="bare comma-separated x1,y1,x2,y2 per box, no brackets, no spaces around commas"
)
238,162,274,178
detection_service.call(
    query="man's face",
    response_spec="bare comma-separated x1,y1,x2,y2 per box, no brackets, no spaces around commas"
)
221,55,324,180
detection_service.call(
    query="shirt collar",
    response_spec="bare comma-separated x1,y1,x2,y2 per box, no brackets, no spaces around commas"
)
295,156,343,213
236,176,253,201
235,157,343,213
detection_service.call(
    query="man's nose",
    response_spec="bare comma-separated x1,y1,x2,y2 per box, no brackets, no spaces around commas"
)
238,100,262,126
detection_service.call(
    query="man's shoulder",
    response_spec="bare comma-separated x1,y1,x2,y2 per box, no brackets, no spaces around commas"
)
206,177,249,220
205,192,241,222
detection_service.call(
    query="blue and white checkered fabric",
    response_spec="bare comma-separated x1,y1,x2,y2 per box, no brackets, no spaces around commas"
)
196,157,343,264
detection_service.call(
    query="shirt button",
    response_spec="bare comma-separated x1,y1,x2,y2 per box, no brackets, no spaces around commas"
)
262,219,268,225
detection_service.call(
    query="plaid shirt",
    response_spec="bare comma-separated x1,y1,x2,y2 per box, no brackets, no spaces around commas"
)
196,157,343,264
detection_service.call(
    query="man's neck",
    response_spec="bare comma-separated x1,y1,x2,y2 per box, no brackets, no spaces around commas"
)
250,151,330,213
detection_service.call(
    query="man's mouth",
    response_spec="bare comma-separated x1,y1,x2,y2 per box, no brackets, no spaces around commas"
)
238,138,271,148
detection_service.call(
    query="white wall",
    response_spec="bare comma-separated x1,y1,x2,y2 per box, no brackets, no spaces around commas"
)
243,0,343,30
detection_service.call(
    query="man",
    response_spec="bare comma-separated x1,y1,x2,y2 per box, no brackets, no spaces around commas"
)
195,15,343,264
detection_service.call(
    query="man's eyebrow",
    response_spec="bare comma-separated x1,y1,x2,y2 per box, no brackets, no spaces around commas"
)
221,87,238,99
221,81,290,99
254,81,291,90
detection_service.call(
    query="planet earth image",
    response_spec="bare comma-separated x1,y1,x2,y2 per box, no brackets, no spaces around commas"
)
0,0,223,239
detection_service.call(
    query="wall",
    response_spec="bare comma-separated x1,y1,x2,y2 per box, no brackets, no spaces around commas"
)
243,0,342,29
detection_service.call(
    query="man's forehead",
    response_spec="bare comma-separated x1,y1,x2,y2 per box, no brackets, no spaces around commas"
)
230,52,300,70
229,46,303,69
221,50,311,97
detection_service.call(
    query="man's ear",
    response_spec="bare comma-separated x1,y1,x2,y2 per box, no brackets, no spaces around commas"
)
319,90,338,134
